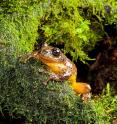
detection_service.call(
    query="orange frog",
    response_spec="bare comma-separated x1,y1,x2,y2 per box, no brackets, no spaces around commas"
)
21,43,91,99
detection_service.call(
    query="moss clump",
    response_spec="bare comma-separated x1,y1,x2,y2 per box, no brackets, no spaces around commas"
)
1,0,117,61
92,87,117,124
0,48,97,124
0,0,41,57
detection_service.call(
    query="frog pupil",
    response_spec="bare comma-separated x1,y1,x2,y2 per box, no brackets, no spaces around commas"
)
52,48,60,57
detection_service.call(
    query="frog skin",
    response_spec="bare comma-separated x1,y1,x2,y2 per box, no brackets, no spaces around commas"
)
21,43,91,95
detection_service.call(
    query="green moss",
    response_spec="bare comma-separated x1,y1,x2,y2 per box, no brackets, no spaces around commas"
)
0,0,41,57
0,49,97,123
0,47,116,124
92,89,117,124
1,0,117,61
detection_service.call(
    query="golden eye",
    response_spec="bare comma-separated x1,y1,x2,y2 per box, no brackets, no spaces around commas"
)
52,48,60,57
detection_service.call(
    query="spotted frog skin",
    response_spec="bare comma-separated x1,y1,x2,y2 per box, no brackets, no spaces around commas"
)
21,43,91,96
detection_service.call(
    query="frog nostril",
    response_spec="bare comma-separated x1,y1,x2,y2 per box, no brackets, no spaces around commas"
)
41,50,48,55
52,48,60,57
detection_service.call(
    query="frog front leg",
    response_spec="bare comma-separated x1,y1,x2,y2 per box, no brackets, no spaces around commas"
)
43,71,71,85
43,73,61,85
19,51,39,63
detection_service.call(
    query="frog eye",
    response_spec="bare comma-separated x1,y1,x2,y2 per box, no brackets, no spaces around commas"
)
52,48,60,57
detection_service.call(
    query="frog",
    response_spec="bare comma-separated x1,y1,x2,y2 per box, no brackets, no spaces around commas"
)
20,43,91,99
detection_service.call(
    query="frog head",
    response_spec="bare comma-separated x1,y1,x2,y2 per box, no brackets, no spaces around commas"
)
38,43,65,63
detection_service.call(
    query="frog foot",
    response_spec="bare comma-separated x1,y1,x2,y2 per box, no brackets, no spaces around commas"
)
81,93,91,102
19,51,38,63
19,54,32,63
